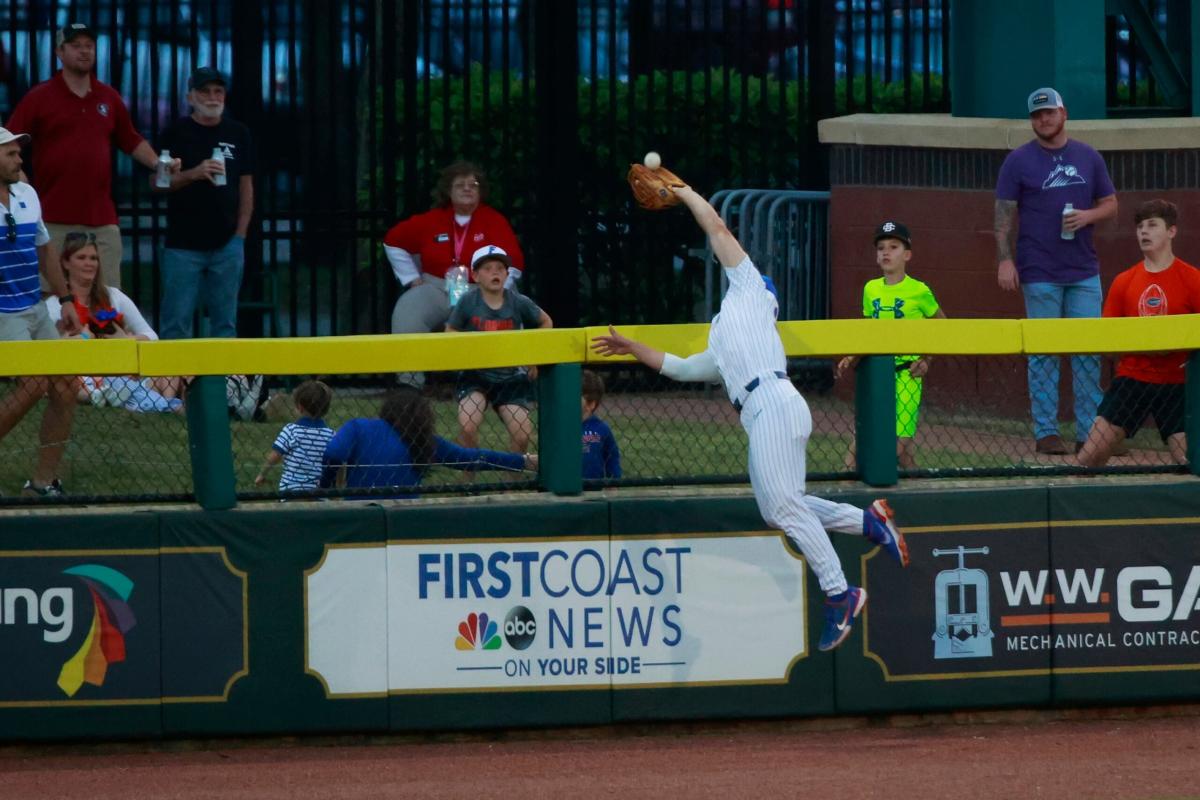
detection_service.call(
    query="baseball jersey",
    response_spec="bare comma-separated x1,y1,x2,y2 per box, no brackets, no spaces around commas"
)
447,288,544,383
382,204,524,282
995,138,1115,284
272,417,335,491
1103,257,1200,384
0,182,51,313
708,256,786,405
582,415,622,479
7,73,144,226
861,274,940,364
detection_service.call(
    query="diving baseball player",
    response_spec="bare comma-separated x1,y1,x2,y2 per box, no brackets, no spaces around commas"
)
593,163,908,652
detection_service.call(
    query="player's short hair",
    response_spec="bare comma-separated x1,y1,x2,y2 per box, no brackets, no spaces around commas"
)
432,161,489,207
581,369,606,407
293,379,333,418
1134,199,1178,228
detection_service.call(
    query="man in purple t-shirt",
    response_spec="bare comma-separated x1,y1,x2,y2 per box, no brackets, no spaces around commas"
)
994,87,1118,456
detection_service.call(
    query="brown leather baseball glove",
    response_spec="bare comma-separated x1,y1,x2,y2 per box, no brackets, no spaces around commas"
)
627,163,687,210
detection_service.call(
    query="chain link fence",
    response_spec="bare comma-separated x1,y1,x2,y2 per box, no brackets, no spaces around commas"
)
0,351,1186,506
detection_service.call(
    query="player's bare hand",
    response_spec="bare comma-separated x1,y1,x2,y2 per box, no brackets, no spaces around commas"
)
909,357,931,378
523,453,539,471
997,259,1020,292
254,472,267,486
590,326,635,357
835,356,857,380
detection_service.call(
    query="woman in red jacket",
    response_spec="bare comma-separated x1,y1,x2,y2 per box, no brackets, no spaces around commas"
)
382,161,525,390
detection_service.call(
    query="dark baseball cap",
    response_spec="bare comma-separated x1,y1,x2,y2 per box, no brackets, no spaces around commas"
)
188,66,227,90
873,221,912,247
57,22,96,46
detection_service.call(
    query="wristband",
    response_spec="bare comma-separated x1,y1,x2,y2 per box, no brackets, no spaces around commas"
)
58,293,75,306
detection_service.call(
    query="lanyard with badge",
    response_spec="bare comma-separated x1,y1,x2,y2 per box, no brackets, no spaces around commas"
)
451,219,471,267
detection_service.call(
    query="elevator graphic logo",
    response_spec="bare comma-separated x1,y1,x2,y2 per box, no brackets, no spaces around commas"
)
57,564,137,697
866,524,1200,679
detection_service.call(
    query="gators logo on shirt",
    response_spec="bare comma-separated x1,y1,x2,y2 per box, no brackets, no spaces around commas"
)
1138,284,1167,316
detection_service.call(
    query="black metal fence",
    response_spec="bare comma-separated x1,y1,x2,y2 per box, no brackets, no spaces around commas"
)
1105,0,1193,115
1,0,951,338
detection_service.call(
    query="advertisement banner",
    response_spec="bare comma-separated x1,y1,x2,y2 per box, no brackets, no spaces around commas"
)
0,548,247,707
306,534,809,695
864,519,1200,681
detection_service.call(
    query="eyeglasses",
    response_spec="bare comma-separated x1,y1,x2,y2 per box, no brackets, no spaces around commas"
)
4,213,15,243
63,231,97,246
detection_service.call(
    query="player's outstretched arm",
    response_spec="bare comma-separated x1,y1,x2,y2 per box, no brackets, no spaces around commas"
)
674,186,749,269
590,326,666,372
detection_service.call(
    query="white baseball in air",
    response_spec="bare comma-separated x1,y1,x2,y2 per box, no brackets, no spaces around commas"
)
643,151,661,170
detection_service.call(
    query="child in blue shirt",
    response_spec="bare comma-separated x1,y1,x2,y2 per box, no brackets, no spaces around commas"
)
581,369,621,481
256,380,335,492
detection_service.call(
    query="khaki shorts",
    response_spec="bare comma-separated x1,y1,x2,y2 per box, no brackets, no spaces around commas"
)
0,303,61,341
45,223,123,291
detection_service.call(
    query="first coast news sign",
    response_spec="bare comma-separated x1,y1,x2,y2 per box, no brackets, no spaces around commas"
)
306,535,809,694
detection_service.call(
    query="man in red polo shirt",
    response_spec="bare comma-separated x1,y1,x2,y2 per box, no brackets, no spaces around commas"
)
7,22,178,290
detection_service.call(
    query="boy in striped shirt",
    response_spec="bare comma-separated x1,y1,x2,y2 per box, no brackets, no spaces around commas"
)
255,380,335,493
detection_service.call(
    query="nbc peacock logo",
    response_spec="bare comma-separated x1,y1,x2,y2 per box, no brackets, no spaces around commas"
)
57,564,137,697
455,611,501,650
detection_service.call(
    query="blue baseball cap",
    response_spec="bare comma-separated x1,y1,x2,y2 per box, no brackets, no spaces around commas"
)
1028,87,1064,114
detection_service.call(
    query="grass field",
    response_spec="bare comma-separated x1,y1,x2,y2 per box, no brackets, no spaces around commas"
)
0,378,1177,502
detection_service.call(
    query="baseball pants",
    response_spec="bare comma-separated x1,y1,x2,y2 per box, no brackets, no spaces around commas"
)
742,379,861,595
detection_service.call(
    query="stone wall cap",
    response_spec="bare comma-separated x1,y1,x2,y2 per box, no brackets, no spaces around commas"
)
818,113,1200,151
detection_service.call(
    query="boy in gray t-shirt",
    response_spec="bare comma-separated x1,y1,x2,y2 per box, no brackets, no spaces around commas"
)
446,245,553,453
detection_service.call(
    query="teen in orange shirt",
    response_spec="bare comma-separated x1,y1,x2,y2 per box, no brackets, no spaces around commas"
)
1077,199,1200,467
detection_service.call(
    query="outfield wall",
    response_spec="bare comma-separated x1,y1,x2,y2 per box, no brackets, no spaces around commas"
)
2,480,1199,741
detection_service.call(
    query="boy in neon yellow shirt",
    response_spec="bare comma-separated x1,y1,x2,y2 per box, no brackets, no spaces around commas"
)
837,222,946,469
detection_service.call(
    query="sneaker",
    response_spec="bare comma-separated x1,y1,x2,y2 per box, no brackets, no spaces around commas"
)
1035,435,1068,455
22,479,65,498
818,586,867,652
864,499,909,567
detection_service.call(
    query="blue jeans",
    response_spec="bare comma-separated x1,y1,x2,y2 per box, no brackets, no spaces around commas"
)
1021,276,1103,441
160,236,245,339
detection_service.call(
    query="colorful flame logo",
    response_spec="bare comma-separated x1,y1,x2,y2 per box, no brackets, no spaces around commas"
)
455,611,501,650
57,565,137,697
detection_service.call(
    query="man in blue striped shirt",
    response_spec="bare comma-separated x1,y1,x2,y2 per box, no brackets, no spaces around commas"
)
0,126,83,497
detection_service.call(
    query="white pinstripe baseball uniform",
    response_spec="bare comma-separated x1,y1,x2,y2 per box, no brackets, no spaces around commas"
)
661,256,864,595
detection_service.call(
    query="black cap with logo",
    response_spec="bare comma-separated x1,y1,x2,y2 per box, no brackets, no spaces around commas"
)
873,221,912,247
57,23,96,47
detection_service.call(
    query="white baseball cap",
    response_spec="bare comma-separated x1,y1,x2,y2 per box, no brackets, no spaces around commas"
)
0,127,31,146
470,244,512,270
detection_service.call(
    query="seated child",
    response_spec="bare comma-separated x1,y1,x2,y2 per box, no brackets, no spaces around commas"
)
581,369,621,481
255,380,335,492
445,245,553,453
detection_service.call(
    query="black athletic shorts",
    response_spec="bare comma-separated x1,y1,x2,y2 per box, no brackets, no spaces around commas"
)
1096,376,1185,441
456,371,535,410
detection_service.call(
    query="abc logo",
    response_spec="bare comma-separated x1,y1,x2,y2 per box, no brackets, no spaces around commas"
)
504,606,537,650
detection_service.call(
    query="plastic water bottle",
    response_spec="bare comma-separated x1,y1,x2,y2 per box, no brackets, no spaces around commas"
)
1061,203,1075,240
155,149,172,188
211,146,227,187
446,264,469,307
